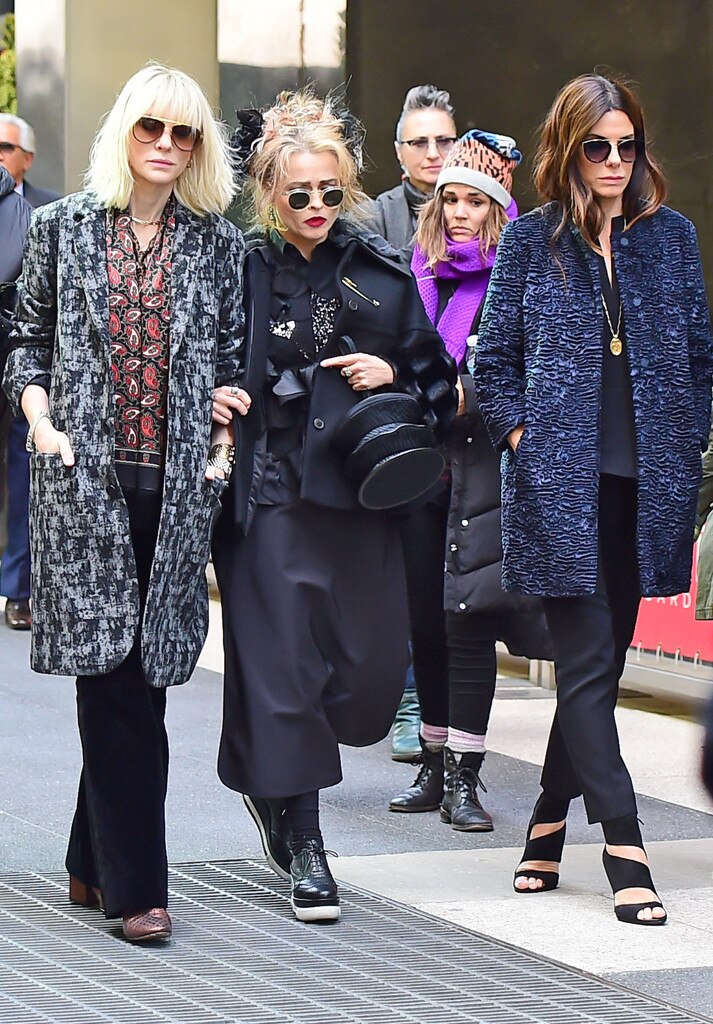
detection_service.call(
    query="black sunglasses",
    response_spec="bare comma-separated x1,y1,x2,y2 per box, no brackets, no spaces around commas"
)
0,141,27,155
285,186,344,210
582,138,639,164
132,116,202,152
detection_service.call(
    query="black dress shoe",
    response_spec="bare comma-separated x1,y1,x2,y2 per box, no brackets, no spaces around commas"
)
243,795,292,880
290,839,340,922
5,599,31,631
440,748,493,832
389,738,444,812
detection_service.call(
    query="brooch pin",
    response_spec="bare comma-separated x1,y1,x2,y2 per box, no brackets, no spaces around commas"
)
270,319,296,340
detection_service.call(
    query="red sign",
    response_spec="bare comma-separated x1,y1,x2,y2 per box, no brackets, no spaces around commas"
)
633,540,713,663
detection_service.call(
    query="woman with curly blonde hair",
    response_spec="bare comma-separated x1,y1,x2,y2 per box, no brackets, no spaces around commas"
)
4,62,243,942
212,89,456,922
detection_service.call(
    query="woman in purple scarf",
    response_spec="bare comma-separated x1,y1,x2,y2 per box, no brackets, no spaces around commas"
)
389,130,551,829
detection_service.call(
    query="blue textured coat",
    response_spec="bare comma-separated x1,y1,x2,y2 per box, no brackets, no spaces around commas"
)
473,203,713,598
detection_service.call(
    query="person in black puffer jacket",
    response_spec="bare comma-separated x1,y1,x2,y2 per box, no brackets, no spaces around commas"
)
389,131,551,831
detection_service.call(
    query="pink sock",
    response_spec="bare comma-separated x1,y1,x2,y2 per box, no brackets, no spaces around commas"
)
420,723,447,749
447,727,486,754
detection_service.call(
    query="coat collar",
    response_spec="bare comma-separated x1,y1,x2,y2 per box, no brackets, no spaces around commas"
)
71,193,208,357
245,218,408,275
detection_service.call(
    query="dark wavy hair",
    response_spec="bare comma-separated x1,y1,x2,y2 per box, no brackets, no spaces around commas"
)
533,73,667,249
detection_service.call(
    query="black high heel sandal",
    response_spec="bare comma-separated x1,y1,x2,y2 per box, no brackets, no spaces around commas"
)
602,815,667,926
513,792,569,894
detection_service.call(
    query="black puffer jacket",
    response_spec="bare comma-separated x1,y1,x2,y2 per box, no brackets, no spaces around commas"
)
444,372,552,659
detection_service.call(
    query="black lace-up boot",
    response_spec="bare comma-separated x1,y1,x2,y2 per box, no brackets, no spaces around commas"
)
440,748,493,832
388,737,444,812
290,838,340,922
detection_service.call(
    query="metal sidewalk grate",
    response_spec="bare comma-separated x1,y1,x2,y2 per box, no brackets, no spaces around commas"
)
0,860,706,1024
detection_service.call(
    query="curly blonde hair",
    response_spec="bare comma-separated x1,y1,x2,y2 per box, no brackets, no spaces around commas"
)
246,90,369,229
415,188,508,269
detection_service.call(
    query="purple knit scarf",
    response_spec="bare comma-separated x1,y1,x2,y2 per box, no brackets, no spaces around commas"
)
411,238,496,367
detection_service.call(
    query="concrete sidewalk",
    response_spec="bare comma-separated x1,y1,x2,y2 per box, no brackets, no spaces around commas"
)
1,596,712,1020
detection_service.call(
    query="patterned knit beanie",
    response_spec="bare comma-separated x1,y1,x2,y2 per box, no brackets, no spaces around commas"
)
436,129,522,208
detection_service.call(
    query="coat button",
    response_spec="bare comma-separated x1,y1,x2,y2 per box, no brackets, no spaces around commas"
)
620,236,629,247
450,543,457,552
633,296,641,307
461,518,469,527
459,602,467,611
348,299,358,311
466,436,473,443
313,418,325,430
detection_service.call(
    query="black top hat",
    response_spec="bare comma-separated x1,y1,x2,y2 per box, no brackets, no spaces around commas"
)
332,340,445,510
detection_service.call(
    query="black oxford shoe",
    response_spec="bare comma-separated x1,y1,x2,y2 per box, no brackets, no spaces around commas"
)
290,839,340,922
243,795,292,880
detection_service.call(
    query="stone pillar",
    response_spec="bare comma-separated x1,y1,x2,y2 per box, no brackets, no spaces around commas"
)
15,0,218,195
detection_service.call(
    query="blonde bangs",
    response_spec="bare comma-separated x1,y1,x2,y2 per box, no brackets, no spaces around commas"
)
85,62,237,217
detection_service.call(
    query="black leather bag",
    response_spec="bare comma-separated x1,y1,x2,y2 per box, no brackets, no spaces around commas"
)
331,336,445,510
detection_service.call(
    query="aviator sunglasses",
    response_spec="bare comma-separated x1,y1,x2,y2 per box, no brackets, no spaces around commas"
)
284,185,345,210
582,138,640,164
132,116,202,152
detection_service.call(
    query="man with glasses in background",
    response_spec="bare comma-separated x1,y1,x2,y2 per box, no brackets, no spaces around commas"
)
367,84,457,258
0,114,60,630
361,85,458,761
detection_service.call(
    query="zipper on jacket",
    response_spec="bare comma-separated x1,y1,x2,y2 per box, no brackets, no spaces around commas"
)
341,276,380,307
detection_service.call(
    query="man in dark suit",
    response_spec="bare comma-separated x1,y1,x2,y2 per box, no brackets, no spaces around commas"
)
0,115,60,629
0,114,61,208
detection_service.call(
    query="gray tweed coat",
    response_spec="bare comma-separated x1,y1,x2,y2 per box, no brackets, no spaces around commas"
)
3,192,244,685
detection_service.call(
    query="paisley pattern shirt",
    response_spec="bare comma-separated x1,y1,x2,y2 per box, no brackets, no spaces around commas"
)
107,202,174,492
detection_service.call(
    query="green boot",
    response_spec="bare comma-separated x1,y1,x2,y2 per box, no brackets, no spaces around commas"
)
391,689,422,762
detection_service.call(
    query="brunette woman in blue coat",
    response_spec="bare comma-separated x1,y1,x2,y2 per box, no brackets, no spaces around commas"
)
474,74,713,925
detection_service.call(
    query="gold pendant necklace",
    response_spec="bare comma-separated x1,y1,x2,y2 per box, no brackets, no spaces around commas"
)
601,293,623,356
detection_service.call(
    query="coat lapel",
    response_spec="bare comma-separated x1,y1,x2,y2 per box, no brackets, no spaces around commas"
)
73,204,110,346
170,205,206,358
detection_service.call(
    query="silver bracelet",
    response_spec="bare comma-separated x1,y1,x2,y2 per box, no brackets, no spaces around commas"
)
26,411,51,452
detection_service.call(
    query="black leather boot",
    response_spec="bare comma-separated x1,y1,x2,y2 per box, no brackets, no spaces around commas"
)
440,748,493,832
388,737,444,813
290,838,340,922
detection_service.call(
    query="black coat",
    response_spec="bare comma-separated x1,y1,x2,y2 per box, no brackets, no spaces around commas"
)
23,181,61,209
444,372,552,660
231,220,457,532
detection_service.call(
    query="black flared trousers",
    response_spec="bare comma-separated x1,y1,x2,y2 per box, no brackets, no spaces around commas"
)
540,474,642,824
65,490,168,919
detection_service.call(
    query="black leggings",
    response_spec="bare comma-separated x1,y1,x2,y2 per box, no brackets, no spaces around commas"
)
399,501,500,737
446,610,499,735
398,502,449,728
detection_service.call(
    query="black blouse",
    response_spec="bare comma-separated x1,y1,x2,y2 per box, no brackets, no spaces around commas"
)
596,217,637,478
258,236,341,504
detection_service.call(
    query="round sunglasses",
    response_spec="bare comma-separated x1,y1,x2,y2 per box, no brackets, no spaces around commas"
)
582,138,639,164
284,186,344,210
132,116,202,153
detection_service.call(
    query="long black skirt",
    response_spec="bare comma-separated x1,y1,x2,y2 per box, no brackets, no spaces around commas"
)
213,499,409,797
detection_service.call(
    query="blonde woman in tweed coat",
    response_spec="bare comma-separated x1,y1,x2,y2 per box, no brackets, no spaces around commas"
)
3,64,244,942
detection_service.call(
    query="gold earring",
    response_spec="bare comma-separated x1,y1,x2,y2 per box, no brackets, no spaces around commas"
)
267,204,287,233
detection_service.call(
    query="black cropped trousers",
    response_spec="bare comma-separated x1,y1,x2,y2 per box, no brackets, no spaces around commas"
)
65,490,168,919
539,474,641,824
